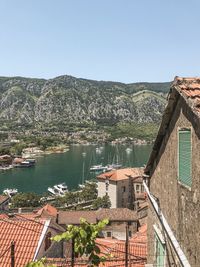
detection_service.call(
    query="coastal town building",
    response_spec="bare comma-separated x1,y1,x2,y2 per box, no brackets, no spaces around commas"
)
0,213,65,267
136,201,148,225
96,208,138,240
58,208,139,240
97,168,145,209
145,77,200,266
0,154,12,166
45,224,147,267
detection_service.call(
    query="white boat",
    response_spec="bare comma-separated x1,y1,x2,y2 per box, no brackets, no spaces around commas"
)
3,188,18,197
105,163,122,171
14,158,36,168
82,152,86,157
95,148,102,154
90,164,107,172
126,148,132,153
48,183,68,196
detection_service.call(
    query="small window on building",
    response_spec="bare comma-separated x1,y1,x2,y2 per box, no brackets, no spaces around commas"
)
129,231,132,238
178,129,192,187
105,180,109,191
107,231,112,237
136,184,140,193
141,185,144,192
122,186,126,193
45,232,52,251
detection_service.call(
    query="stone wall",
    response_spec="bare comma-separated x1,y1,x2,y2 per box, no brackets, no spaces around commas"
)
147,96,200,266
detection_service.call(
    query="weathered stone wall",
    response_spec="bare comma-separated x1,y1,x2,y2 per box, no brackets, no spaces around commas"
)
147,96,200,266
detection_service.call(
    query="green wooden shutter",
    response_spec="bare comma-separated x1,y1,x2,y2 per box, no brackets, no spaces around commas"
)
155,233,165,267
178,129,192,187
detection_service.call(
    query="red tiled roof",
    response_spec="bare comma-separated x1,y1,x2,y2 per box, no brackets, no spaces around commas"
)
130,224,147,243
96,238,147,267
36,204,58,218
47,235,147,267
46,224,147,267
97,168,144,182
0,217,49,267
96,208,138,222
58,208,138,225
173,77,200,113
58,210,97,225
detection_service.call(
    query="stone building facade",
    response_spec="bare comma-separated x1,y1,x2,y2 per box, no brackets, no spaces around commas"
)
58,208,139,241
145,77,200,267
97,168,144,209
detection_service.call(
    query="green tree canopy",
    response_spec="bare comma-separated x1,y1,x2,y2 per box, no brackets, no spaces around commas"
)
11,192,41,208
92,195,111,210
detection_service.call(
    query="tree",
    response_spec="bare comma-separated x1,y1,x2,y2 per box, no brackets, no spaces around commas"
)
78,182,97,202
92,195,111,210
26,259,55,267
26,218,109,267
11,192,41,208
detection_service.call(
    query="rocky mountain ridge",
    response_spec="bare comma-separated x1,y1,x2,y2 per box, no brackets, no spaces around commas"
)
0,75,170,130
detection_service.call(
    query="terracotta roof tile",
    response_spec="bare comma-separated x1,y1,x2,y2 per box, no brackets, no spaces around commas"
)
96,208,138,222
96,238,147,267
58,211,97,225
130,224,147,243
58,208,138,225
0,216,48,267
36,204,58,217
174,77,200,112
97,168,144,182
47,235,147,267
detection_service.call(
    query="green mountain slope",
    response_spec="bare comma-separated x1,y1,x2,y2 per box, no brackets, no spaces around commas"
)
0,75,170,131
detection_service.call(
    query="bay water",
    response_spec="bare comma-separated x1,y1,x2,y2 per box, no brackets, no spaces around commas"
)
0,144,152,194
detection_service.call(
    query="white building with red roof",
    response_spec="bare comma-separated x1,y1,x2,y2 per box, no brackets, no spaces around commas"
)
97,168,145,208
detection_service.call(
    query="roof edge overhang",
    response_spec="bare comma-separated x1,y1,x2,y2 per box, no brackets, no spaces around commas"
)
145,76,200,177
144,84,179,175
33,219,51,260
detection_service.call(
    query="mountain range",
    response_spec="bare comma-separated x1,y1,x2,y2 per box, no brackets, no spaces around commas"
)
0,75,171,131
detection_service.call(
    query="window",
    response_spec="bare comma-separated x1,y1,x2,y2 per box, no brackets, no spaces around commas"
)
122,186,126,193
136,184,140,193
107,231,112,237
178,129,192,187
45,232,52,251
105,180,109,191
129,231,132,238
155,232,165,266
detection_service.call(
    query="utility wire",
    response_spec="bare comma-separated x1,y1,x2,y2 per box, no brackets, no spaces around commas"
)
0,245,11,259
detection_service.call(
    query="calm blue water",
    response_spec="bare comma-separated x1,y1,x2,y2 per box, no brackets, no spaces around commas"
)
0,144,152,194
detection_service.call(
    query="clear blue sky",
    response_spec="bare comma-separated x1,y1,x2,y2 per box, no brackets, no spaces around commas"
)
0,0,199,83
